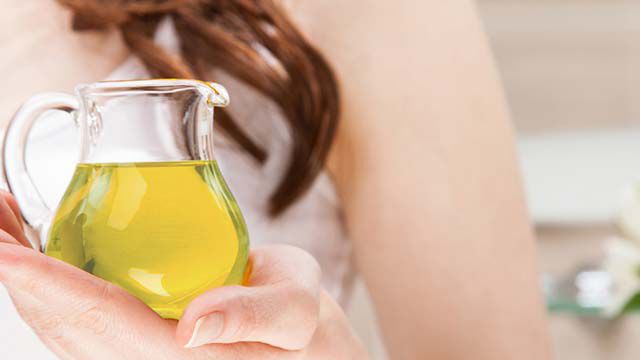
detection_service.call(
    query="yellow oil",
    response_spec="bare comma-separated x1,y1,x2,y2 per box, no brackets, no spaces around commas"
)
45,160,249,319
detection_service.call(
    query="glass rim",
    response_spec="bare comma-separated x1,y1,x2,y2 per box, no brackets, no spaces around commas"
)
75,79,230,107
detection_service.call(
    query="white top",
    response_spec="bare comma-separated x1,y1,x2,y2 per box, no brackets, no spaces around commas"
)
0,20,353,358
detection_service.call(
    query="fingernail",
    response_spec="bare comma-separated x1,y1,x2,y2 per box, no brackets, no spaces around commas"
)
184,312,224,348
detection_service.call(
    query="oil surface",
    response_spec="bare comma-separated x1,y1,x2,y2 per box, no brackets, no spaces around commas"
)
45,160,249,319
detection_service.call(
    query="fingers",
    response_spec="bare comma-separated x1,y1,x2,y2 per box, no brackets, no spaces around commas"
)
304,291,369,359
0,243,291,359
0,243,108,304
0,191,30,247
0,243,179,358
0,242,143,336
0,228,21,246
0,190,23,229
177,245,322,350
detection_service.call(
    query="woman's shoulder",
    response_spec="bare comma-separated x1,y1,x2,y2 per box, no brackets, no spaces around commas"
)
1,1,128,88
0,1,128,126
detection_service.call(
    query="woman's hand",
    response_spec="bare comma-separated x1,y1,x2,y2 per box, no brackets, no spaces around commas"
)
0,192,367,359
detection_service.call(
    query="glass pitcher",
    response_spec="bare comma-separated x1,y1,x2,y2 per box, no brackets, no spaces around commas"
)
2,79,249,319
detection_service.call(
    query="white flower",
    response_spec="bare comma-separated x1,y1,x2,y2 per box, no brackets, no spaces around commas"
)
602,237,640,317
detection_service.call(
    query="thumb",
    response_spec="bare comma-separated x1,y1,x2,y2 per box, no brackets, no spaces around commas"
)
176,245,322,350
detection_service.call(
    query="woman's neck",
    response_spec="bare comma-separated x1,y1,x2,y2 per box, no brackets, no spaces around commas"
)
0,0,129,127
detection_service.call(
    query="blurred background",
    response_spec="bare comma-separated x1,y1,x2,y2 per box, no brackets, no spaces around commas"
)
348,0,640,359
485,0,640,358
2,1,639,359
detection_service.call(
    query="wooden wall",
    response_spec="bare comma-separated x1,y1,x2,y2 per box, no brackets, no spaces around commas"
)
479,0,640,134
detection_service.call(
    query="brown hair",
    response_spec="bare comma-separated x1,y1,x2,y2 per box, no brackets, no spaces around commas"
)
56,0,340,215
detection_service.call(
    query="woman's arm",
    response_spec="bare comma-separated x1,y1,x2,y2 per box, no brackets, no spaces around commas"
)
289,1,551,358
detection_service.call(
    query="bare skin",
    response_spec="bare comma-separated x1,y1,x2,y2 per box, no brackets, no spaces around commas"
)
0,0,551,359
292,1,552,358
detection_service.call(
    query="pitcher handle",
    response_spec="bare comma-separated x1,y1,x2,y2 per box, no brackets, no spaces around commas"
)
2,93,79,240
